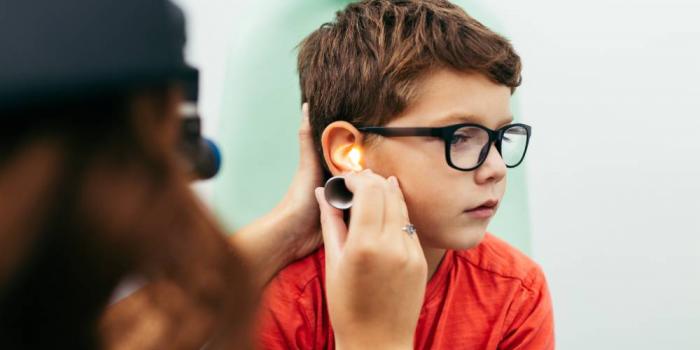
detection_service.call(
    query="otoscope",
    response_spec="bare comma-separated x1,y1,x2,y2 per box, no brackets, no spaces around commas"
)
179,69,222,180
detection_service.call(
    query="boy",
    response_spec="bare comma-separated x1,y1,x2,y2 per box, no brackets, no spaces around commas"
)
257,0,554,348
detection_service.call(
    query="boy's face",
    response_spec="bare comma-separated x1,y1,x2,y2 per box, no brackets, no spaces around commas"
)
363,69,512,250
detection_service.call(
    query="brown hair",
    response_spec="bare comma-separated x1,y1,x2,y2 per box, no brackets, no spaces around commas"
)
298,0,522,173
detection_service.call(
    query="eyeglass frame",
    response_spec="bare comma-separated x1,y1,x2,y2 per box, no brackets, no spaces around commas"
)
356,122,532,172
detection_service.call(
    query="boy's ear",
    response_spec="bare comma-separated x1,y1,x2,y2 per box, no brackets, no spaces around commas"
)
321,121,365,176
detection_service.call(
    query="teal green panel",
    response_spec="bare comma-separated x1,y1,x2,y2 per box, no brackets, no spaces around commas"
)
213,0,531,255
212,1,350,231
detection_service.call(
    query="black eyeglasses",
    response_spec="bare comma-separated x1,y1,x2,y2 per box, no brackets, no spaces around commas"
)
357,123,531,171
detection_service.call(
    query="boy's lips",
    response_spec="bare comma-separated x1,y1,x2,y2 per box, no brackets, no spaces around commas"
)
464,199,499,219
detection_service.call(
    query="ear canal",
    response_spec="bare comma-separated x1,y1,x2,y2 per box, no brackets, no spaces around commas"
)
347,147,363,171
332,144,363,172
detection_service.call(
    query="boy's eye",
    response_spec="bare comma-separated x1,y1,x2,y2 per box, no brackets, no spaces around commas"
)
450,127,486,148
451,134,471,145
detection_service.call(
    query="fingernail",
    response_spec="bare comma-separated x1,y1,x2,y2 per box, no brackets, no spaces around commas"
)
389,176,399,188
314,187,323,201
302,103,309,120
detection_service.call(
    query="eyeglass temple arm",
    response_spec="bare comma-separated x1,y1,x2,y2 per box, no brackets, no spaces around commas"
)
357,127,442,137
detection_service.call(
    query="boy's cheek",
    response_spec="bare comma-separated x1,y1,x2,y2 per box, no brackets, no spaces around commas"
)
400,176,496,248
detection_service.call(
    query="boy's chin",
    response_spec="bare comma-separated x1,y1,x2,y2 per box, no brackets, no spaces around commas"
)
435,228,487,250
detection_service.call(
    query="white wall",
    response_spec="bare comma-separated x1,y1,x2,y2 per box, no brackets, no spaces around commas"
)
488,1,700,348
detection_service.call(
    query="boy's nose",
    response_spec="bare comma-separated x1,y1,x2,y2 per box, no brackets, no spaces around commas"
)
474,143,507,184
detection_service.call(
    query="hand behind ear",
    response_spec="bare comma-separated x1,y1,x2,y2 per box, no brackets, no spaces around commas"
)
231,103,325,289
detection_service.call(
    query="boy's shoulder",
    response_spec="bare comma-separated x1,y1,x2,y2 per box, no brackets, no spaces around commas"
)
456,233,546,290
263,247,326,299
257,249,331,349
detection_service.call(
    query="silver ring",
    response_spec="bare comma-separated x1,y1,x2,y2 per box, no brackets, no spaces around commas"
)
402,223,417,235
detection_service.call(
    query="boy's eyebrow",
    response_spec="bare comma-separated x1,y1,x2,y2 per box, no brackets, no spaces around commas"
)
429,113,514,128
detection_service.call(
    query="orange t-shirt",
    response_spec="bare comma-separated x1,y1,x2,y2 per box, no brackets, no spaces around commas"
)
256,233,555,349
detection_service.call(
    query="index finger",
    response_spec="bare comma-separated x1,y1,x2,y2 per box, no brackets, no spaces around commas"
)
343,170,389,243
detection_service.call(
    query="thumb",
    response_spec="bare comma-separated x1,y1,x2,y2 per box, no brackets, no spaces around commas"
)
314,187,347,267
298,103,320,172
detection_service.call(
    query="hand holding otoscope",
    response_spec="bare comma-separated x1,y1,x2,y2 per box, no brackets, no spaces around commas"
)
314,138,427,348
315,167,427,348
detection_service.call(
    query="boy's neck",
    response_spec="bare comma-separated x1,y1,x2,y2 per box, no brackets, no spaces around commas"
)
422,246,447,282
